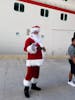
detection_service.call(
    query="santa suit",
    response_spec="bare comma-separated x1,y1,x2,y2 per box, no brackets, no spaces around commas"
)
23,26,44,87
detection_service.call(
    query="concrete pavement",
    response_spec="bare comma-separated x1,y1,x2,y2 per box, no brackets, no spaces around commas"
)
0,58,75,100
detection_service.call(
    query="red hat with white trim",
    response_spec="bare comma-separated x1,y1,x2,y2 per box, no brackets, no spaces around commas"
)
30,26,40,33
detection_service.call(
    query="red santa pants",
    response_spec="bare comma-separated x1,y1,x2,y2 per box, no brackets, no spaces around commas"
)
25,66,40,80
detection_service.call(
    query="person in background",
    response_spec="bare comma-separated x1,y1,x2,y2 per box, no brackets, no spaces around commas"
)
23,26,46,98
68,35,75,87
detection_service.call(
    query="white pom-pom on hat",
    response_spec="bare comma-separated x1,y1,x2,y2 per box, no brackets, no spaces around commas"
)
30,26,40,33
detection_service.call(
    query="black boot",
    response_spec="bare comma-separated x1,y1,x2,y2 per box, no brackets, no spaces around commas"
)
24,86,30,98
31,83,41,91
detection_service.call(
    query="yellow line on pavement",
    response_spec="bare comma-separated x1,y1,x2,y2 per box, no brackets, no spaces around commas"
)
0,54,69,60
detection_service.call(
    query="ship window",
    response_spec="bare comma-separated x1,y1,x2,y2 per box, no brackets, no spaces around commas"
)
14,3,19,11
45,10,49,17
40,9,49,17
14,2,24,12
60,13,67,21
64,14,67,20
20,4,24,12
60,13,64,20
40,9,44,16
64,0,68,1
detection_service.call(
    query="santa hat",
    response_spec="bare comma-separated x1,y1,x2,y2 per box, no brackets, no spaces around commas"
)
30,26,40,33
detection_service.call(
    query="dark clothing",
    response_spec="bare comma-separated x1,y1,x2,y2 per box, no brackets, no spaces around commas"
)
68,44,75,57
69,59,75,74
68,44,75,74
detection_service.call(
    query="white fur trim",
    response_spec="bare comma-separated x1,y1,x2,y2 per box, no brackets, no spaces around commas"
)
31,28,40,33
31,78,38,84
27,44,37,54
26,59,44,66
23,79,31,86
29,34,44,47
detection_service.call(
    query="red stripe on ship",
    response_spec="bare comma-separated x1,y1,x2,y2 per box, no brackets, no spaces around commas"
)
18,0,75,14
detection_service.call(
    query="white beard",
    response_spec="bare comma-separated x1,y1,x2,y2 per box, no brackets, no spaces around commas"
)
29,33,43,47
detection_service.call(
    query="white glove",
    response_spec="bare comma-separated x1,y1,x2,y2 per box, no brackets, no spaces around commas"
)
31,43,37,51
27,43,37,54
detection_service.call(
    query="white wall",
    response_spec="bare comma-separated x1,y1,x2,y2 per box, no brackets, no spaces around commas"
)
0,0,75,55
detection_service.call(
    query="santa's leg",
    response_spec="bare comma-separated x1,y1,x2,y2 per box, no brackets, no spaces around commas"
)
23,67,33,98
31,66,41,91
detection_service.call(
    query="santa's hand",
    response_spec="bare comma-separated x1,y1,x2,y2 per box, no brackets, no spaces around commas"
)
37,46,46,52
42,47,46,52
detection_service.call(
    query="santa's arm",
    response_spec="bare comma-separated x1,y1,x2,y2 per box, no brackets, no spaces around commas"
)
24,39,37,54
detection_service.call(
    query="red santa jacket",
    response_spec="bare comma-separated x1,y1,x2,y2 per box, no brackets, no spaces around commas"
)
24,37,44,66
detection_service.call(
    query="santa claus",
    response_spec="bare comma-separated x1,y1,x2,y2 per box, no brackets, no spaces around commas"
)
23,26,46,98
